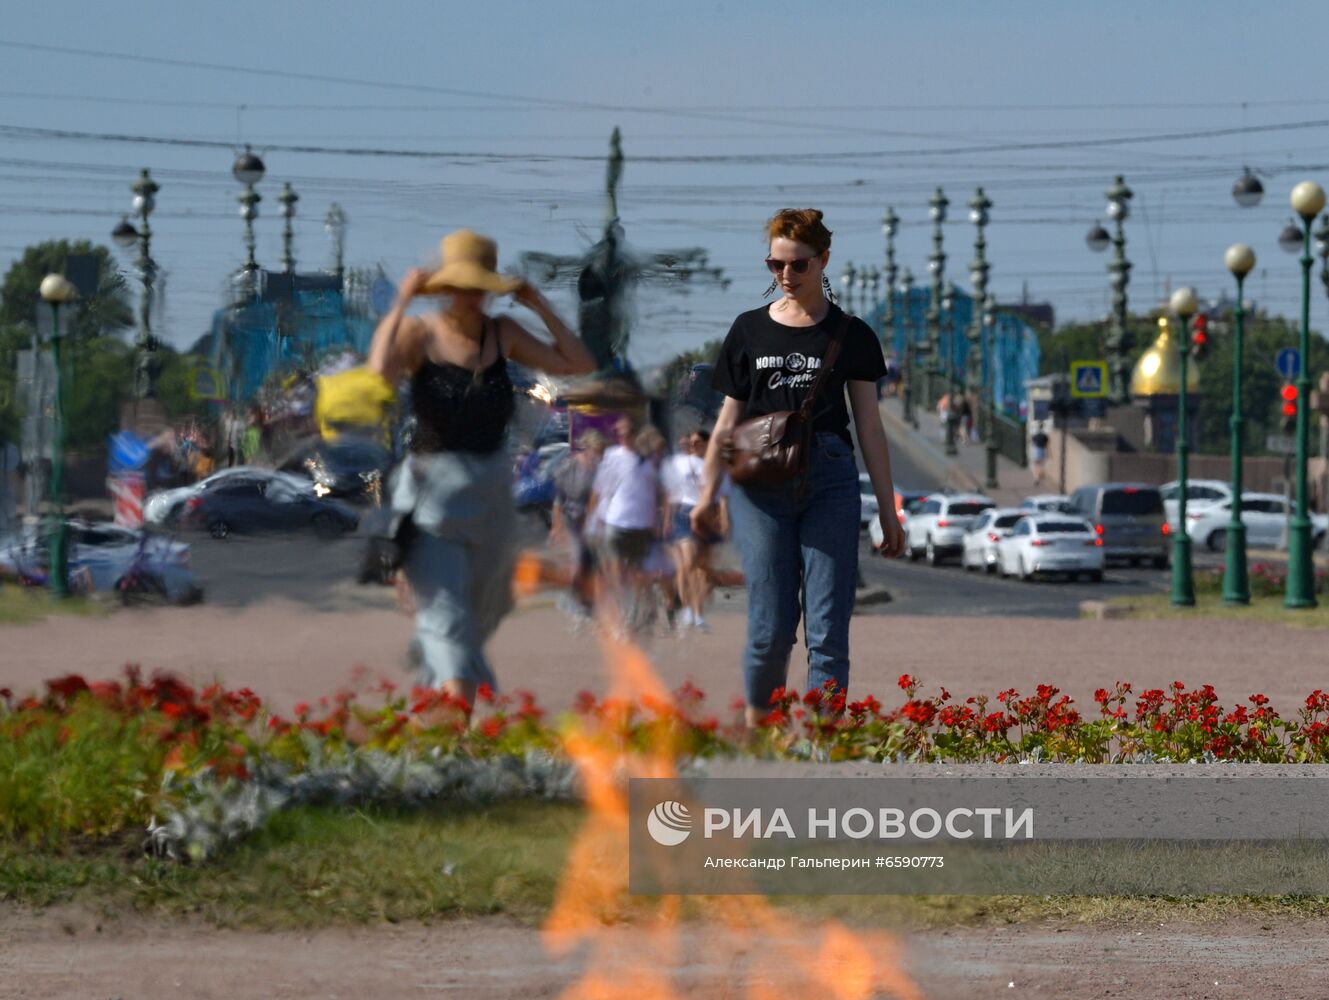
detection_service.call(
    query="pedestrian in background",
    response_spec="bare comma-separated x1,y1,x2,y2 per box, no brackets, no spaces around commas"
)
692,208,906,726
367,229,595,713
1030,428,1050,486
551,429,607,623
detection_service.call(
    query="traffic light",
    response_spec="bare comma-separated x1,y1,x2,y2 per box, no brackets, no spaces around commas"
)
1281,382,1298,434
1190,314,1209,360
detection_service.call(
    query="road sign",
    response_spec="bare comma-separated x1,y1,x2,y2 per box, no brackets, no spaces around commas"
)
1266,434,1297,454
108,432,150,473
1276,347,1301,380
1070,361,1108,398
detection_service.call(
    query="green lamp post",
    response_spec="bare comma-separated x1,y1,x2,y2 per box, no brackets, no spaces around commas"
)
1286,180,1327,609
941,280,960,455
38,273,78,599
1087,176,1134,404
968,188,996,486
840,261,857,315
881,208,899,345
1222,243,1256,605
926,187,951,452
899,268,918,428
278,182,299,273
233,145,266,298
1169,286,1198,607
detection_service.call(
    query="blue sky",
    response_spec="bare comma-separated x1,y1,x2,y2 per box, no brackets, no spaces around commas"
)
2,0,1328,365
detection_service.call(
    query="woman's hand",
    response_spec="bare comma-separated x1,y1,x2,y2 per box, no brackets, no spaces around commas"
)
396,267,431,304
874,508,906,558
510,280,546,312
690,500,719,539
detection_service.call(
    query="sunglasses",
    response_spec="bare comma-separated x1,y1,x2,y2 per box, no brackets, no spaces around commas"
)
764,256,816,275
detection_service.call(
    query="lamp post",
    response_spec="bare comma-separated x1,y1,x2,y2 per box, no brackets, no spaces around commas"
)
858,267,871,322
111,169,160,399
968,188,995,484
38,274,77,599
1222,243,1256,605
881,208,899,344
278,182,299,273
1169,286,1198,608
233,145,266,292
1088,176,1134,403
841,261,857,315
325,202,346,282
899,268,917,428
927,187,948,441
1232,168,1265,208
982,294,999,488
867,266,880,325
1286,180,1327,609
942,280,960,455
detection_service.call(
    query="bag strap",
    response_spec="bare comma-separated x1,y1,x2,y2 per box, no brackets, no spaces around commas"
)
796,309,849,421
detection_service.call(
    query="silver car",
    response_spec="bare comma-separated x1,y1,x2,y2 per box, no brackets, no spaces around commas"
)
962,507,1028,573
1068,483,1168,568
906,493,996,566
997,515,1105,582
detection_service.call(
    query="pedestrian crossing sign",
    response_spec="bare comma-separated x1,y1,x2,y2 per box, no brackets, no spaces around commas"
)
1070,361,1108,398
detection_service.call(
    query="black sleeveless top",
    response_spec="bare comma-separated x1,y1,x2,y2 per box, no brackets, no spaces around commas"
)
410,319,516,455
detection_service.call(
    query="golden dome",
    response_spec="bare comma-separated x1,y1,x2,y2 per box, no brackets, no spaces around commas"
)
1130,316,1201,397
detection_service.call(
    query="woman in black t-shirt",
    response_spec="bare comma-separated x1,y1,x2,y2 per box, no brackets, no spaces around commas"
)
691,209,906,726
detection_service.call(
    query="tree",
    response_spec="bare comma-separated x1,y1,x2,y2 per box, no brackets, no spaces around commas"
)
0,239,133,343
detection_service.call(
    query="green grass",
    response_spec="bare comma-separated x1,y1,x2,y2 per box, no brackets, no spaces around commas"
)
5,801,1329,931
1102,592,1329,627
0,586,108,625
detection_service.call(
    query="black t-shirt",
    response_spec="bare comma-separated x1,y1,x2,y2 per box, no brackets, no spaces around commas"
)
711,303,886,446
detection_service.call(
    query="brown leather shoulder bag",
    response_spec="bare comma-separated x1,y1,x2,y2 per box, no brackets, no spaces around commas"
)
720,312,846,488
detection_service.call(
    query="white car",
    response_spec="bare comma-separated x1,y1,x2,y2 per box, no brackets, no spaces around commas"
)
1182,492,1329,551
962,507,1029,573
144,466,315,525
1160,479,1231,526
858,474,879,529
997,515,1105,582
905,493,996,566
1019,494,1074,514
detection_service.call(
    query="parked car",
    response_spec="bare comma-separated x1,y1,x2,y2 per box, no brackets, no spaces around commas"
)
1019,494,1074,514
962,507,1029,573
1067,483,1168,568
866,488,928,550
144,466,315,525
0,520,201,604
997,515,1104,581
905,493,996,565
1161,479,1232,525
1182,492,1328,551
858,474,879,529
183,477,359,539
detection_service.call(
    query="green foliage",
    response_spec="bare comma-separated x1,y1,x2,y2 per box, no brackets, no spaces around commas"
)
0,239,132,342
659,337,723,397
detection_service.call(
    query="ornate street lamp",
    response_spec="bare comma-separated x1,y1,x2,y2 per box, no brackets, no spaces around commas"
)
968,188,996,486
111,170,161,399
926,187,948,428
1279,220,1304,255
278,182,299,274
867,266,881,322
857,267,870,320
982,294,999,481
1285,180,1327,609
1222,243,1256,605
232,145,265,291
941,280,961,455
38,274,77,598
1232,168,1264,209
840,260,857,315
899,268,918,428
1088,176,1134,403
881,208,899,342
325,202,347,281
1169,285,1199,608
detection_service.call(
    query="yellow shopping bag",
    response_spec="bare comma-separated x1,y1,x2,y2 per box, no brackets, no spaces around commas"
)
315,367,396,443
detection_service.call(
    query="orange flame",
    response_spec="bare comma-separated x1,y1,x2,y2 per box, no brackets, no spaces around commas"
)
541,633,922,999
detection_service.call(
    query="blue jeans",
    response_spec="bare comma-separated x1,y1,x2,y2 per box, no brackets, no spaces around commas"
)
729,432,861,711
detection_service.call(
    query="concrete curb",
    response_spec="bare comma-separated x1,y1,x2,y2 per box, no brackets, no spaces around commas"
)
877,400,984,494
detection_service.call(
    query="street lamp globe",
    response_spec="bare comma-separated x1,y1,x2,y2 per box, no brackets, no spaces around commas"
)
39,273,78,305
928,187,948,223
1169,286,1198,318
881,208,898,238
1085,223,1111,253
1232,168,1264,208
1291,180,1327,221
112,217,138,248
898,269,913,295
232,145,266,186
1279,221,1305,255
1225,243,1256,278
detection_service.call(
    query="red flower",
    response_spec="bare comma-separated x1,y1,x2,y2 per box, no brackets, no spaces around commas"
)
897,674,916,691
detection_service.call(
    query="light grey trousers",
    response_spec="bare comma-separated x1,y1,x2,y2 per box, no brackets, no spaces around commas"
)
389,449,516,690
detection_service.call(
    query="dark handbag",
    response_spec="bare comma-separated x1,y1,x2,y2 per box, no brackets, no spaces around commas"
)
721,314,846,488
358,503,416,584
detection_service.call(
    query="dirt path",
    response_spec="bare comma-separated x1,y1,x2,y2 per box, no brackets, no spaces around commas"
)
3,905,1328,999
2,599,1324,717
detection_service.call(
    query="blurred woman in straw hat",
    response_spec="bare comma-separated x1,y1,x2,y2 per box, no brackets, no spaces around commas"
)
368,228,595,711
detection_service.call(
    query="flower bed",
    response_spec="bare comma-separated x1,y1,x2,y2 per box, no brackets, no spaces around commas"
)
6,669,1329,860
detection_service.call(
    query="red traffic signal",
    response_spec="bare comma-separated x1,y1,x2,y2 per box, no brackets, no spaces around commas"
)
1190,314,1209,358
1281,383,1298,402
1283,401,1298,417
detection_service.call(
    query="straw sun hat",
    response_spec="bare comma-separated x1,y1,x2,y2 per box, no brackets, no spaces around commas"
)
420,229,522,295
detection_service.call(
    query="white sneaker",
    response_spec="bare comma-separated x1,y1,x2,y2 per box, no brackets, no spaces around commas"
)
692,615,709,633
679,607,696,628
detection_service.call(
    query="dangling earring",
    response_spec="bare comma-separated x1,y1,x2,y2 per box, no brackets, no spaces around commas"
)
762,277,778,298
822,274,836,303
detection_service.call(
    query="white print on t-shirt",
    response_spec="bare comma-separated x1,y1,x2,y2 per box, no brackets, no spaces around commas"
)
754,354,822,373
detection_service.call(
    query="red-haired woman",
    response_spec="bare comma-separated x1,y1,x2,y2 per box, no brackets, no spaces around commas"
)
691,209,906,726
